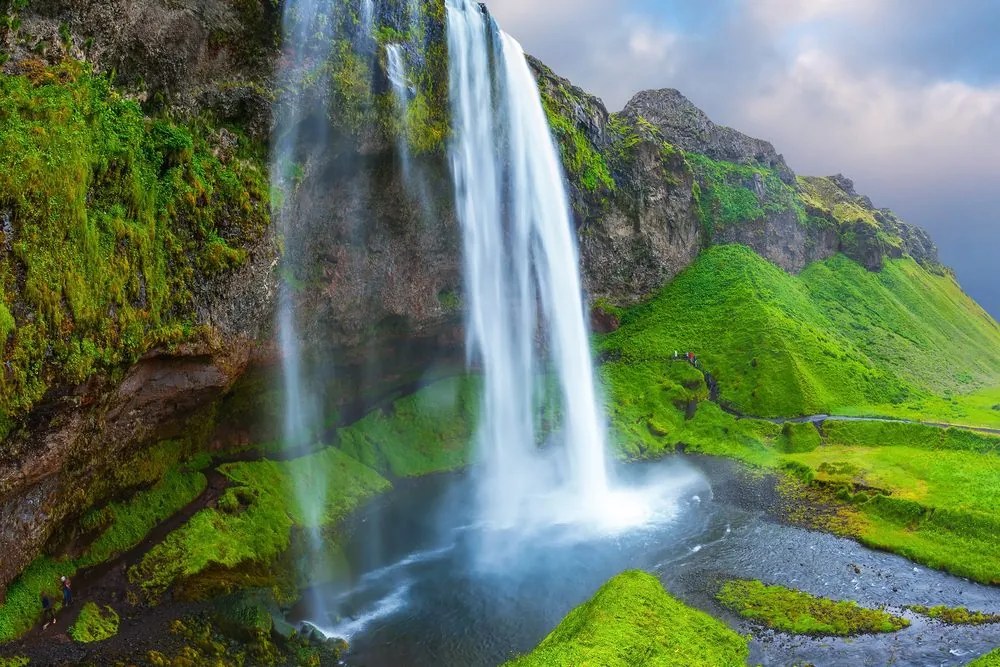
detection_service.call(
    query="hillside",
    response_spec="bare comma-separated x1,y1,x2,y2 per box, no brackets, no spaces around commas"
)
601,245,1000,426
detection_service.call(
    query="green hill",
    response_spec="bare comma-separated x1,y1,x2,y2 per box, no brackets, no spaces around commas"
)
601,244,1000,426
505,570,748,667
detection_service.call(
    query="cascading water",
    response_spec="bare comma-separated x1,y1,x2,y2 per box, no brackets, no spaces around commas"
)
385,44,414,181
272,0,337,526
446,0,613,530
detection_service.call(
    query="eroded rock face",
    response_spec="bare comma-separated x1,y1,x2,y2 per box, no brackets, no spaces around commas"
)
530,59,702,304
577,141,702,304
622,89,796,185
0,343,251,593
714,210,840,274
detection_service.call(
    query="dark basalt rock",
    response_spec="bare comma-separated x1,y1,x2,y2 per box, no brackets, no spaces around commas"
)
621,88,797,184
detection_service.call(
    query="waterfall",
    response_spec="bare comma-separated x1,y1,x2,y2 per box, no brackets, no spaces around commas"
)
445,0,610,529
272,0,338,525
386,44,413,181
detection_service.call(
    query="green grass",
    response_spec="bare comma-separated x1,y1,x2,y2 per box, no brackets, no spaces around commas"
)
0,459,208,641
129,447,390,600
599,247,1000,582
505,570,749,666
77,466,208,567
0,557,71,643
906,605,1000,625
717,580,908,636
0,60,269,436
337,376,478,477
0,657,29,667
68,602,119,643
969,648,1000,666
600,245,1000,424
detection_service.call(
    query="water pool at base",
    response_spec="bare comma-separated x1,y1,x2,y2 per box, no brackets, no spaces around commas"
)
294,456,1000,667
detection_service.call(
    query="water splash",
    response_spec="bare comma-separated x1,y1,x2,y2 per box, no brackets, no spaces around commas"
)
445,0,612,532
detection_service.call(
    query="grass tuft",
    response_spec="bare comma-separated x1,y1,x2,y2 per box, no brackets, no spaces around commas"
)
716,579,908,636
68,602,119,643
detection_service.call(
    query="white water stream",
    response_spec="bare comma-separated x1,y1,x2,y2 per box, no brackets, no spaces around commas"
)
446,0,619,531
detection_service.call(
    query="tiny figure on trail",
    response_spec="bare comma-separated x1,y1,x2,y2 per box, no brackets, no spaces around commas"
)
60,575,72,607
41,593,55,628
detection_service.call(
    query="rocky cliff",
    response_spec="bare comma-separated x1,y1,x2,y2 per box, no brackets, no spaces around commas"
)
0,0,949,601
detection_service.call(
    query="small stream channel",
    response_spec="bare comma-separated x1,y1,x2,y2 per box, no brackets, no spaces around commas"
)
295,455,1000,667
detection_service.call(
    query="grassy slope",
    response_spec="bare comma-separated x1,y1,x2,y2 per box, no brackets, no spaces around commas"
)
600,245,1000,584
601,245,1000,425
716,579,908,636
0,462,207,642
506,570,748,667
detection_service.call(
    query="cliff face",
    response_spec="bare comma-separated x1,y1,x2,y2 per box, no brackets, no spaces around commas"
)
0,0,952,598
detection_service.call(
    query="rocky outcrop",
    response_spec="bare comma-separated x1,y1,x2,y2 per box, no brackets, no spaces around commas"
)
4,0,278,136
713,210,840,274
621,89,796,184
529,59,702,304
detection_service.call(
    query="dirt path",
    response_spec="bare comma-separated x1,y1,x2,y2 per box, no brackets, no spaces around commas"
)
2,464,233,661
673,358,1000,436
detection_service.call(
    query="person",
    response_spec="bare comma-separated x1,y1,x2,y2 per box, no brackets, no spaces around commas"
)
41,593,55,628
60,575,72,607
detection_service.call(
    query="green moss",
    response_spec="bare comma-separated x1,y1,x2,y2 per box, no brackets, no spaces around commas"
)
506,570,749,667
716,579,908,636
77,466,208,567
539,87,614,193
777,422,822,453
0,61,269,427
906,605,1000,625
337,376,477,477
685,153,803,237
0,657,29,667
129,448,390,600
68,602,120,643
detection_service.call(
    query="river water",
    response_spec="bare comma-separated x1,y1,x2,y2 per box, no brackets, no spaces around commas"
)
294,455,1000,666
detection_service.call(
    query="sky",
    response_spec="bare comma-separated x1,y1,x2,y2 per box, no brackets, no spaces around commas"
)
487,0,1000,318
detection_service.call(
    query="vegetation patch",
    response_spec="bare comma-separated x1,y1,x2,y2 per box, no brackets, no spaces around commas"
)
77,465,208,567
68,602,120,643
0,557,74,643
686,153,804,237
600,245,1000,424
0,658,29,667
129,448,390,600
337,376,478,477
0,61,269,437
906,605,1000,625
506,570,749,667
716,579,908,636
538,85,614,192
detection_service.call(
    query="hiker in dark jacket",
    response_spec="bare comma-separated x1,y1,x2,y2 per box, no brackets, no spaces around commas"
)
41,593,55,628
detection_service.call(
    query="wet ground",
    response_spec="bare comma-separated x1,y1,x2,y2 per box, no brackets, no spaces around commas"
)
298,455,1000,667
